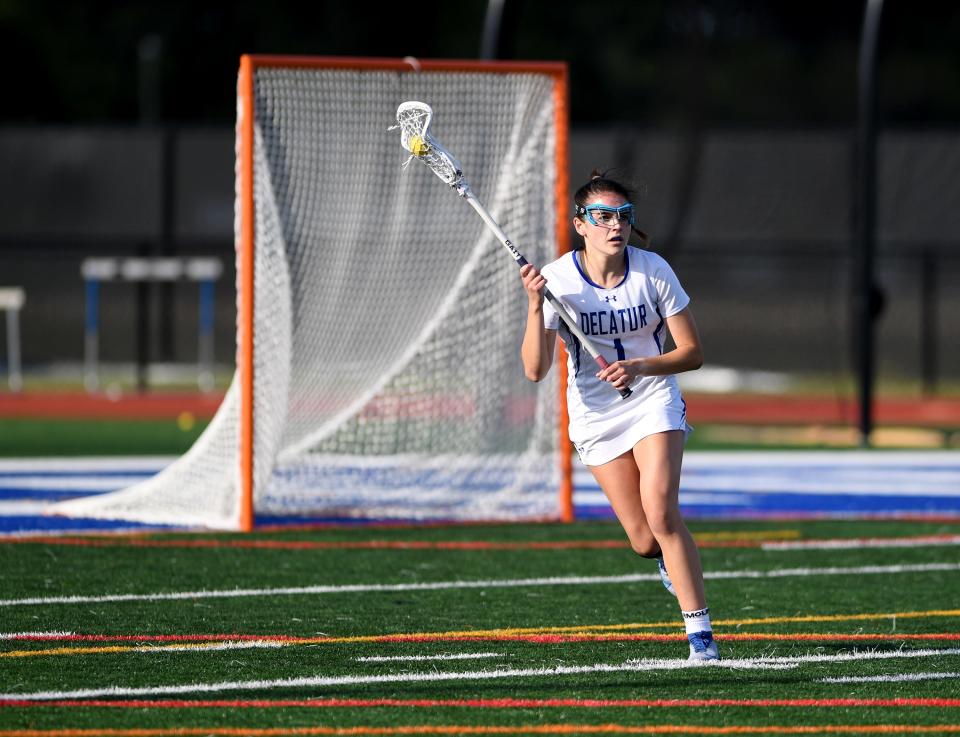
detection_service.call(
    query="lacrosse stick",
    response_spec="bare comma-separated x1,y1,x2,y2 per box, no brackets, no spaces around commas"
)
392,101,631,399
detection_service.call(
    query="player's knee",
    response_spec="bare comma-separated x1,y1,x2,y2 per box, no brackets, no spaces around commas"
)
645,508,682,540
632,541,661,558
626,533,661,558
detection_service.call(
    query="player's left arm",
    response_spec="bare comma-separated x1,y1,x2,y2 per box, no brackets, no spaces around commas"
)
654,306,704,374
596,306,703,388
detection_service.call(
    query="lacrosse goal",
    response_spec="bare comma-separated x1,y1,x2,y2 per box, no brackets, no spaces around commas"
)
56,55,571,530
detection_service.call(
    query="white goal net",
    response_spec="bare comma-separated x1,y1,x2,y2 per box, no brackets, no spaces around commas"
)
56,57,568,530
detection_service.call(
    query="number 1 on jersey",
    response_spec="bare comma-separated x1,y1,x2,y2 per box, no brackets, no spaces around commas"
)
613,338,626,361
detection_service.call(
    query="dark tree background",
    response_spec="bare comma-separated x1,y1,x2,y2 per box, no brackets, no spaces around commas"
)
1,0,958,126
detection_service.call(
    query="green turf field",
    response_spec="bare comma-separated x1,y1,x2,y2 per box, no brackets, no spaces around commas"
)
1,518,958,734
2,417,957,457
0,418,209,457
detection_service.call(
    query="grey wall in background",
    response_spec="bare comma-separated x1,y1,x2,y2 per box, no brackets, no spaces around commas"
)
0,125,957,384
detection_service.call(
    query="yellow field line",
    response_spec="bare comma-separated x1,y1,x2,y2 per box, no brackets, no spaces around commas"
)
338,609,960,640
310,609,960,643
4,632,959,660
2,645,138,659
3,609,960,659
508,609,960,633
0,642,272,659
713,610,960,628
694,530,802,541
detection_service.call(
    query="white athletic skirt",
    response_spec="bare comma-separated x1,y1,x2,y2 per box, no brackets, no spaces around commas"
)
568,379,692,467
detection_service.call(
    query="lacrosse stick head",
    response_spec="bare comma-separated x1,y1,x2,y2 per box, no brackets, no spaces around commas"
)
395,101,464,188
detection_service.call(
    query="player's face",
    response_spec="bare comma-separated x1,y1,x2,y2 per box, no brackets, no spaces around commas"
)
574,192,631,255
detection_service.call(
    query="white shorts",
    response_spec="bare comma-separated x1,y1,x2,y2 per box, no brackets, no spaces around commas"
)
570,394,691,467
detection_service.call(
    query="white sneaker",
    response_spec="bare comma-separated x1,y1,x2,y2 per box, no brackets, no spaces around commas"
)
687,631,720,661
657,556,676,597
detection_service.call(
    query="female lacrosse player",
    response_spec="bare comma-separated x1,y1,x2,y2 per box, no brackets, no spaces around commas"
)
519,171,718,661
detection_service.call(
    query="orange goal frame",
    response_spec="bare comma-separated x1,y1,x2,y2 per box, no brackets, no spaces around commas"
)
235,55,572,531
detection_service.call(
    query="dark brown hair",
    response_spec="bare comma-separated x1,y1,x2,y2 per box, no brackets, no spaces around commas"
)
573,169,650,248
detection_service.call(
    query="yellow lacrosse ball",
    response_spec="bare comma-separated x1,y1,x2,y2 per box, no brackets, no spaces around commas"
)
409,135,429,156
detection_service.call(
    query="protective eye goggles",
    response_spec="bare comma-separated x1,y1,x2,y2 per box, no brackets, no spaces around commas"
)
577,203,635,227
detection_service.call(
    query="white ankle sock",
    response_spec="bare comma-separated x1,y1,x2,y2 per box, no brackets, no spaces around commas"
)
682,607,712,635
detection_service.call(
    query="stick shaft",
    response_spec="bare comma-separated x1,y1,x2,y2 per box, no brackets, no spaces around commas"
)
463,192,631,399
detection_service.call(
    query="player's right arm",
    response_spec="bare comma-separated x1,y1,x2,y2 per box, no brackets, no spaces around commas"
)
519,263,556,382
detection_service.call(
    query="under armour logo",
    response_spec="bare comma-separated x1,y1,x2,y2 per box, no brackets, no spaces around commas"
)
604,295,617,302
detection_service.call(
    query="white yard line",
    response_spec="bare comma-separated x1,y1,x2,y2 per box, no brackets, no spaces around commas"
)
355,652,503,663
820,671,960,683
0,661,793,702
0,631,73,640
2,562,958,608
762,535,960,551
714,647,960,666
0,476,154,492
135,641,284,654
0,500,66,515
0,639,285,657
0,458,174,472
3,647,957,702
576,451,960,498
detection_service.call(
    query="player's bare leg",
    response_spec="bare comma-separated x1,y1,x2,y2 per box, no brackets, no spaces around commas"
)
589,451,659,557
589,434,718,660
589,450,676,595
634,430,719,661
633,430,705,610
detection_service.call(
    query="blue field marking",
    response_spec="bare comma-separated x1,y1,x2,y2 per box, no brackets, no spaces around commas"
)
1,451,959,534
0,474,158,501
576,493,960,520
0,515,169,533
574,451,960,519
0,458,176,534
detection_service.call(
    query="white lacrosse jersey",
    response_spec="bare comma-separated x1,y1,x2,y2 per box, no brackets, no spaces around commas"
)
540,246,692,465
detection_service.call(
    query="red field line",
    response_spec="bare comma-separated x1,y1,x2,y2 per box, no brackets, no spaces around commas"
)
8,534,957,551
6,632,959,647
2,391,957,425
1,536,630,550
687,394,960,427
3,697,960,710
0,392,224,420
1,722,959,735
0,537,767,550
252,514,960,531
357,633,960,645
